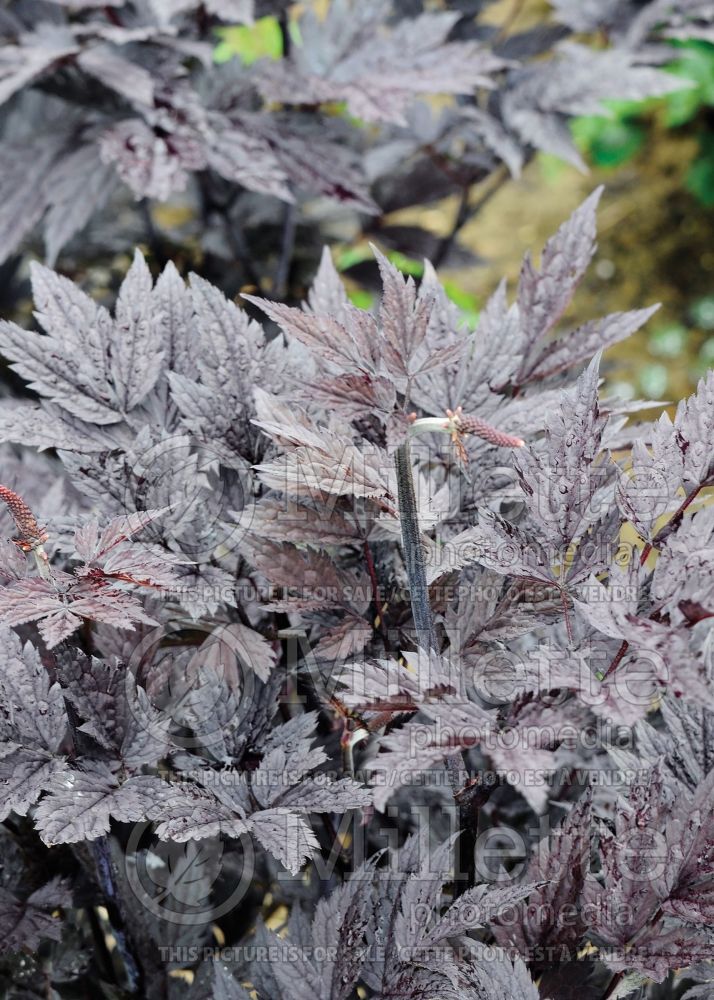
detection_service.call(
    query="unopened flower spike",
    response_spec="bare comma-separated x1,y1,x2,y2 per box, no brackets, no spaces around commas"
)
0,484,51,579
408,406,524,462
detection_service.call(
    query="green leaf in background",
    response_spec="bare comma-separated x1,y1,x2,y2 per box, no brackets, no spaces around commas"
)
571,101,647,169
214,16,283,66
537,151,567,182
664,40,714,126
385,250,424,278
336,247,425,277
335,246,479,326
334,245,373,271
648,323,687,358
686,133,714,206
347,289,374,309
443,280,479,326
568,43,714,207
691,295,714,330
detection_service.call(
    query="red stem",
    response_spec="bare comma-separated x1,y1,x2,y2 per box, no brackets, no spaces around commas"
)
647,484,703,555
602,971,624,1000
104,5,122,26
601,639,629,681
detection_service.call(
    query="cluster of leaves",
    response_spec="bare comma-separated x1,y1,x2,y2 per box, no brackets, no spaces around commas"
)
0,0,698,295
0,176,712,999
0,2,712,998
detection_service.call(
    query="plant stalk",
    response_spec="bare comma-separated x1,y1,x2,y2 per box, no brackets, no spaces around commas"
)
394,440,438,653
91,838,142,993
57,654,144,993
394,440,475,894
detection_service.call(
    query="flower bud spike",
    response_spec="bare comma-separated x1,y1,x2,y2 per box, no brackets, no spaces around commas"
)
456,413,525,449
0,484,49,556
408,407,525,463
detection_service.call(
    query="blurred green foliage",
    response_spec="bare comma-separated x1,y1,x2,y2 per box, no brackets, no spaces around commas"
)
213,16,283,65
503,38,714,404
665,40,714,125
594,41,714,396
571,101,647,168
336,247,480,324
573,40,714,206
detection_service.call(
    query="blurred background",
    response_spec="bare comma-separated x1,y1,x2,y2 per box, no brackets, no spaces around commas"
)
332,0,714,408
1,0,713,408
437,1,714,406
